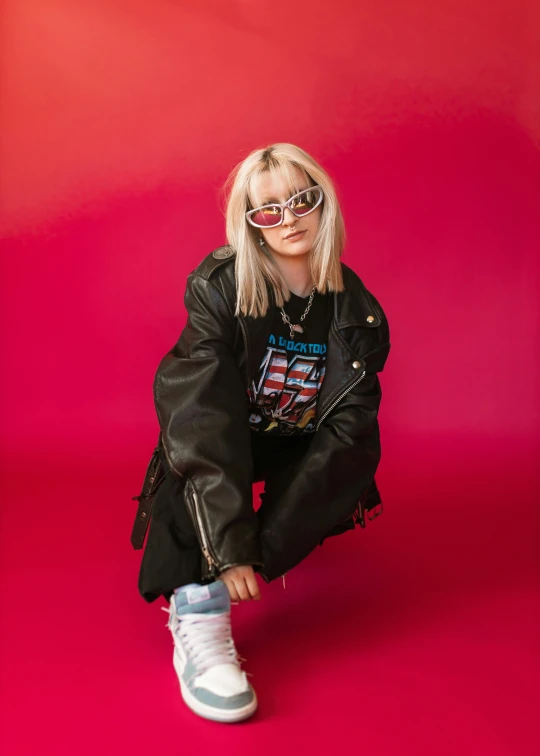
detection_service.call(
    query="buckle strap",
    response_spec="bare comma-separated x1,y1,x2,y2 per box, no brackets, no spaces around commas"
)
130,441,166,549
355,477,384,529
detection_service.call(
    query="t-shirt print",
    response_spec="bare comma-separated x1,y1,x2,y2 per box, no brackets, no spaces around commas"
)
246,290,332,437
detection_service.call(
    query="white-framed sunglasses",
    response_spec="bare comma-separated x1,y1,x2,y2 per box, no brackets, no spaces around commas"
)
245,185,324,228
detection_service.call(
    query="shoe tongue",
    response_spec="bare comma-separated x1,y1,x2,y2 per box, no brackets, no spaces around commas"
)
173,580,230,616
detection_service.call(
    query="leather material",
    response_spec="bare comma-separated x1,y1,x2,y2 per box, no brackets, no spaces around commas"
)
130,442,167,549
135,246,391,582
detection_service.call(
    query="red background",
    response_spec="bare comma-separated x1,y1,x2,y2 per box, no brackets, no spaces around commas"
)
1,1,539,753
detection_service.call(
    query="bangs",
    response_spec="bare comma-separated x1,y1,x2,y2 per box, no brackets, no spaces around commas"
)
247,160,312,210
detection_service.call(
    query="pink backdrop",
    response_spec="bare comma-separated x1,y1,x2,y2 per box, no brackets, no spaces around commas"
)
1,1,538,753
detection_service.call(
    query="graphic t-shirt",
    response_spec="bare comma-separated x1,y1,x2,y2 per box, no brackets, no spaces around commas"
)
247,289,333,437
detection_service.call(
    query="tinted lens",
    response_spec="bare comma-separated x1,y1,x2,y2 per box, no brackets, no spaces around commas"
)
290,187,322,216
249,206,283,227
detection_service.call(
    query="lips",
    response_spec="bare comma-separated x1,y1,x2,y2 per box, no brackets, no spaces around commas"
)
284,230,306,240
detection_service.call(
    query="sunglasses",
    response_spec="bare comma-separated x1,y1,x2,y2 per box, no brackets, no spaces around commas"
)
246,185,324,228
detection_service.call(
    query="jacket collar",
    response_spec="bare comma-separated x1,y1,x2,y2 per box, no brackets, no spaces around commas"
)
333,265,382,330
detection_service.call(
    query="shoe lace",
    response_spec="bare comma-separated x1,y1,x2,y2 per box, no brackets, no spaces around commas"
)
161,607,250,677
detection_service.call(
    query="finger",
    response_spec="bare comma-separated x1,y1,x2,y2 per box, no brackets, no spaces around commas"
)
222,577,239,603
235,577,251,602
246,573,260,600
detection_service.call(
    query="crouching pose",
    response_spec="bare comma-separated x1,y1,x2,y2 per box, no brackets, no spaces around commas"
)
131,142,391,722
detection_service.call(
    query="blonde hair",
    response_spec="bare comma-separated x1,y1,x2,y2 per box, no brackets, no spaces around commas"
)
222,143,346,318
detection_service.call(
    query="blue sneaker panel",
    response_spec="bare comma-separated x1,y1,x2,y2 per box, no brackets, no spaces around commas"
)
173,580,230,616
190,686,255,710
178,650,254,711
181,655,198,686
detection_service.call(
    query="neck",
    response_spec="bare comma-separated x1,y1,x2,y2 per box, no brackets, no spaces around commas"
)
269,253,314,298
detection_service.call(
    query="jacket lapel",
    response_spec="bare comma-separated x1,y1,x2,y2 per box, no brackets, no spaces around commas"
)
315,292,368,423
316,274,383,423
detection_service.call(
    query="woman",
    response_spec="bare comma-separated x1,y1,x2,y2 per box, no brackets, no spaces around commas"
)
131,143,391,723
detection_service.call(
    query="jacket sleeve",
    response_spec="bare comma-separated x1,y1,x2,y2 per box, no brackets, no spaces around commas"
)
153,272,263,575
258,306,391,581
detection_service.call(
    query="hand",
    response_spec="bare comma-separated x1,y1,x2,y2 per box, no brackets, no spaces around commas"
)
219,565,261,602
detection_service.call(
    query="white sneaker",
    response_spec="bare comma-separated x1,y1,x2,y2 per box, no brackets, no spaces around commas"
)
162,580,257,723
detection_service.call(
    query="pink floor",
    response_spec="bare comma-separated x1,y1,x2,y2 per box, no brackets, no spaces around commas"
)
1,434,537,755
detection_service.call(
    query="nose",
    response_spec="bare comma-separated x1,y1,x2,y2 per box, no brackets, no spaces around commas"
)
282,207,297,226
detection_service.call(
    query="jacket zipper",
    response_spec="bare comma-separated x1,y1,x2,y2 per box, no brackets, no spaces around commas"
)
157,437,218,574
315,369,366,430
189,483,219,574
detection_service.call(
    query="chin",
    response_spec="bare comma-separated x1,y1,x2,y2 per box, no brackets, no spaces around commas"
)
279,243,311,256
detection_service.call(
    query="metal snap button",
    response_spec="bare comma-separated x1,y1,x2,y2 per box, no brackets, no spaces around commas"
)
366,315,375,323
352,361,361,369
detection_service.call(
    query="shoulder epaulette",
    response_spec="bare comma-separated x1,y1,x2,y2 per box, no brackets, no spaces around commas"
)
192,246,236,280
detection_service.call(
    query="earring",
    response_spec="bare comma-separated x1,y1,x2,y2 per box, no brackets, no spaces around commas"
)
258,237,265,247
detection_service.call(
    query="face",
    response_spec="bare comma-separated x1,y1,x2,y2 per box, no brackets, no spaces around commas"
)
249,166,322,261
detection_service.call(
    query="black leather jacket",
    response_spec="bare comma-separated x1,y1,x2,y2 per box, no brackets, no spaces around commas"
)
131,245,391,583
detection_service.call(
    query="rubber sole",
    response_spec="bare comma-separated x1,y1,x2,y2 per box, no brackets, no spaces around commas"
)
173,649,258,723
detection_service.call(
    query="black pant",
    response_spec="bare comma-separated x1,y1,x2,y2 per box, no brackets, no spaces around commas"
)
137,431,314,603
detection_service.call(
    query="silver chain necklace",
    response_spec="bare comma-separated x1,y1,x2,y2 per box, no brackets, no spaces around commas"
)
279,285,317,339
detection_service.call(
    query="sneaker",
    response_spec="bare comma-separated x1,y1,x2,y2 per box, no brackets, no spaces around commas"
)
162,580,257,723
